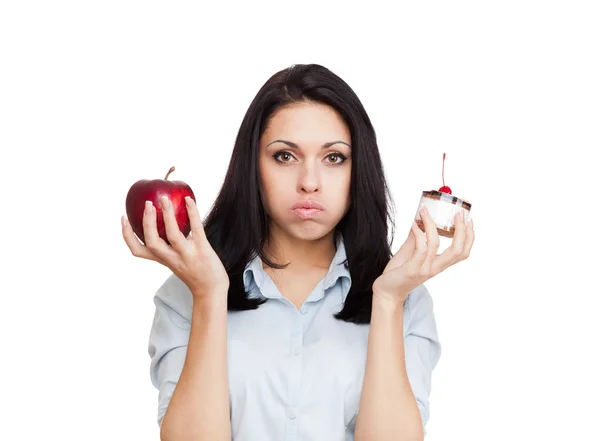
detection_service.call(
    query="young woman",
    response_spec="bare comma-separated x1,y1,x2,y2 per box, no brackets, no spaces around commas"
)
122,63,475,441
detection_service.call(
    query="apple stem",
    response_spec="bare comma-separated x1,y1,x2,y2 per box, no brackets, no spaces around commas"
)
165,166,175,180
442,153,446,187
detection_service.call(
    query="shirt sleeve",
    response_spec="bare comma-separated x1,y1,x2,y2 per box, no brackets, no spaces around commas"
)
147,274,194,428
404,284,442,434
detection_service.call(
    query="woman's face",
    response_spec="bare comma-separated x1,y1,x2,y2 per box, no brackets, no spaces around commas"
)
259,101,352,242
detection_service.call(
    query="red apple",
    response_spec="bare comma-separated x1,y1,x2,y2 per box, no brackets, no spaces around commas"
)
125,166,196,245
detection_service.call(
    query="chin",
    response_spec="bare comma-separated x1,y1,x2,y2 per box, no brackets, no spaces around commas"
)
290,228,332,242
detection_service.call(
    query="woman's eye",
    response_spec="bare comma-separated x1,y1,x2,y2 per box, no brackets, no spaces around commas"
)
273,152,294,163
326,153,347,164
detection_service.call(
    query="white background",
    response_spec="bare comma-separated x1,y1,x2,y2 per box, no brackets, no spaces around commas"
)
1,1,599,440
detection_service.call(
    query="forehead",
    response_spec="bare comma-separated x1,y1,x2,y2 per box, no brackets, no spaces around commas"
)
262,102,350,144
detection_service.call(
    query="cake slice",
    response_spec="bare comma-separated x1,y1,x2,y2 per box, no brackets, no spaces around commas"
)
415,190,471,238
414,153,472,238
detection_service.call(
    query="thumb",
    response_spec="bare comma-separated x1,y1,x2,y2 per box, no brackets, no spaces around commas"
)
385,225,417,273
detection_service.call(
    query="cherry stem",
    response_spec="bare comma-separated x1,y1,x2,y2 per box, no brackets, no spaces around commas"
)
442,153,446,187
165,166,175,180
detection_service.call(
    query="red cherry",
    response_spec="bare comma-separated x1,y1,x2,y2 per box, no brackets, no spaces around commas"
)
438,152,452,194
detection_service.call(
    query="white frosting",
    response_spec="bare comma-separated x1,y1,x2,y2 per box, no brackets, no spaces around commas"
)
414,194,470,230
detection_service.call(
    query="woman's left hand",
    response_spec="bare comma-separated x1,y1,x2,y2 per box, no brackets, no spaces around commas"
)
372,206,475,304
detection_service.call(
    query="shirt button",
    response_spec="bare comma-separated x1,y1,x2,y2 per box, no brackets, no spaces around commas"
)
300,306,308,314
287,409,296,419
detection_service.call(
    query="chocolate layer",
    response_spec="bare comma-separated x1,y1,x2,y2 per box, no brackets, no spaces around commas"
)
415,219,455,238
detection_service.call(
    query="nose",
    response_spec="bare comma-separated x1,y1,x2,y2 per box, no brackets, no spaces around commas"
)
297,161,320,193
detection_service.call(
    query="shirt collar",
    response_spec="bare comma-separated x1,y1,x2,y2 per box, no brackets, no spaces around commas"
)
243,232,352,302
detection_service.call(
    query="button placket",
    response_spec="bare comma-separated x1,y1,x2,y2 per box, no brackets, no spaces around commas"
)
284,318,303,441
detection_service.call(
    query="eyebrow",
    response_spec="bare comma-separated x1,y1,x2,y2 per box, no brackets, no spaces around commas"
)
265,139,351,149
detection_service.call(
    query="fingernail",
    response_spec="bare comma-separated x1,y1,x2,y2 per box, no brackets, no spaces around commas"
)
161,196,169,209
421,206,428,216
145,201,153,214
462,210,467,222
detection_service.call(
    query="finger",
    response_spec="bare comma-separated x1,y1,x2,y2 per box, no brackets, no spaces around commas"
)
385,224,416,273
405,221,428,273
143,200,174,258
420,207,441,269
185,196,207,245
433,211,468,272
462,217,474,258
160,196,186,250
121,215,159,262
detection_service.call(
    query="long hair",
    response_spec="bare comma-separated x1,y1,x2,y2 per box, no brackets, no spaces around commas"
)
202,64,396,324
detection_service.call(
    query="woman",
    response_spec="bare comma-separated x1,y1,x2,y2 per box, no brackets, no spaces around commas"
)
122,63,475,441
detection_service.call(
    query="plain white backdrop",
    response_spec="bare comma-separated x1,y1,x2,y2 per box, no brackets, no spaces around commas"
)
1,1,599,440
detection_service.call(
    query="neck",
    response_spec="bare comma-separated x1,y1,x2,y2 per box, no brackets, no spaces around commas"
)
262,227,338,271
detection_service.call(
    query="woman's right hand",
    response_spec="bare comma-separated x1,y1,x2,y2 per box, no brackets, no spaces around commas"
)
121,195,230,300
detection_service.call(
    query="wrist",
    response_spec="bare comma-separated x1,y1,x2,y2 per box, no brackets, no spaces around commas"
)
191,288,228,310
372,289,408,312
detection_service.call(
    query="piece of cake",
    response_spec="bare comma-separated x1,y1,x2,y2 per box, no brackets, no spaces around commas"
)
414,153,472,238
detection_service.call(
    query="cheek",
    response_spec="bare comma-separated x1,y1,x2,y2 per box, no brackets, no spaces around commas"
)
259,163,291,211
331,175,351,205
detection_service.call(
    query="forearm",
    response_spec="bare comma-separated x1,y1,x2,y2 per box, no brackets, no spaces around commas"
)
354,293,424,441
160,293,231,441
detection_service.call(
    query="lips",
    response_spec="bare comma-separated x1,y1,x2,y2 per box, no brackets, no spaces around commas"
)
292,200,325,210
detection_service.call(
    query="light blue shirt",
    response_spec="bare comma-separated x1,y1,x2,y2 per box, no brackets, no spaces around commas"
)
148,234,442,440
